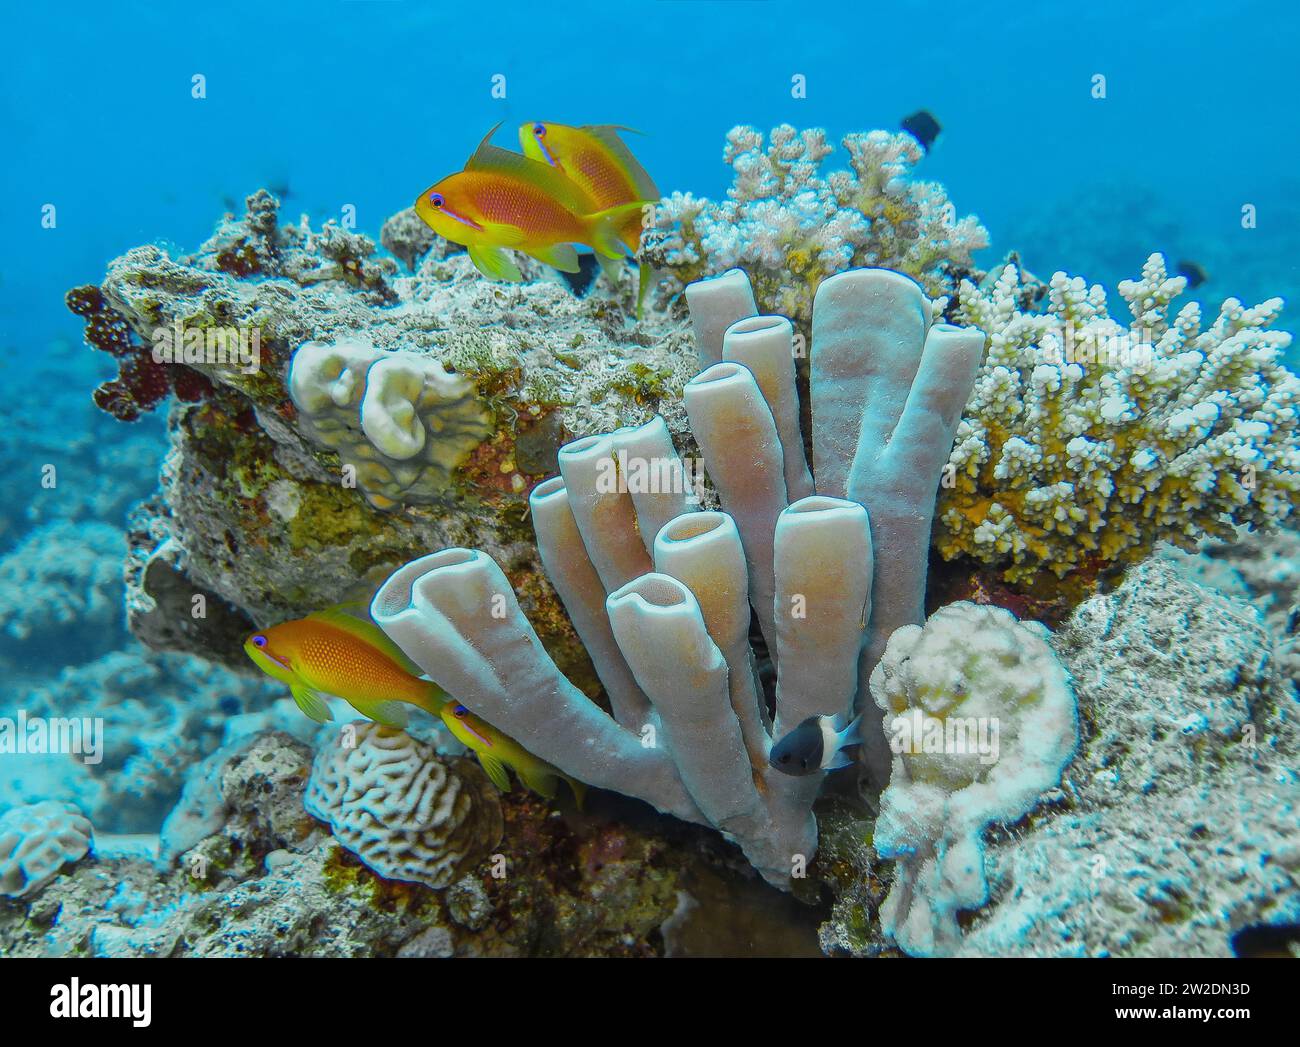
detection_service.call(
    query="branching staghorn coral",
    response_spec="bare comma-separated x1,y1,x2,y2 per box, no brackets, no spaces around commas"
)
937,254,1300,584
372,265,986,886
643,125,988,329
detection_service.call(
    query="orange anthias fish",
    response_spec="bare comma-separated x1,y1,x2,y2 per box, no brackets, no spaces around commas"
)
441,701,586,808
414,126,644,282
519,122,658,255
244,606,448,727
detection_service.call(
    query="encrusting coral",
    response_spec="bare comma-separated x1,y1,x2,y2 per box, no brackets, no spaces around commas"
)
868,602,1078,957
642,125,988,330
938,254,1300,585
288,337,493,509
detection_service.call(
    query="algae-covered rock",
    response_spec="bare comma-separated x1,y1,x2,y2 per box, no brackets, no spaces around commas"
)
817,558,1300,957
77,191,697,674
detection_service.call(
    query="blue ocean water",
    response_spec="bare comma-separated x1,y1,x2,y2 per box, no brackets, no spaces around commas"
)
1,0,1298,962
4,0,1298,360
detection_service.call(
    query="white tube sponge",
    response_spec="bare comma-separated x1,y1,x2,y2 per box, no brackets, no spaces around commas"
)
723,315,815,502
653,512,770,767
684,361,787,649
869,602,1078,957
848,322,987,669
371,549,702,823
288,337,491,510
557,433,654,593
684,268,758,367
606,574,768,841
529,476,655,731
810,268,932,499
771,496,872,736
610,416,696,553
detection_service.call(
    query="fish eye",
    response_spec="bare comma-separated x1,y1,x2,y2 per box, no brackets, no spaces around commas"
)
428,192,443,209
252,635,267,648
777,752,790,764
533,123,545,137
454,704,468,717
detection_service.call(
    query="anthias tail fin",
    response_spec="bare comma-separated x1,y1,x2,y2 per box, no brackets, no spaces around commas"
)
587,202,647,260
529,242,581,273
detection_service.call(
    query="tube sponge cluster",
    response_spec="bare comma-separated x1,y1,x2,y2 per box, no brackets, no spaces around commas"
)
372,264,987,886
303,723,503,890
937,255,1300,583
869,602,1078,957
643,125,988,330
288,337,493,510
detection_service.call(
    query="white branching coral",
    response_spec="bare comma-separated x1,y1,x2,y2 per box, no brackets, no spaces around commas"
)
937,254,1300,582
642,125,987,328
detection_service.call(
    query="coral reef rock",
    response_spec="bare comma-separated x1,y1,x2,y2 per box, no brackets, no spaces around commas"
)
73,190,696,671
821,558,1300,957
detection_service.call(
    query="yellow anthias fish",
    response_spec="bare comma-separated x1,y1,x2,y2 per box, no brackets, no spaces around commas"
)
441,701,586,808
414,125,644,283
520,121,659,313
519,121,658,254
244,606,448,727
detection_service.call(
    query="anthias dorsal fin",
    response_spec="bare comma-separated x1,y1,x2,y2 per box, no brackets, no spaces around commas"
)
581,125,659,200
464,121,505,166
465,126,589,214
308,604,424,676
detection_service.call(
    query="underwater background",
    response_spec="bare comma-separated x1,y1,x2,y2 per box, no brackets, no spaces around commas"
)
0,0,1297,958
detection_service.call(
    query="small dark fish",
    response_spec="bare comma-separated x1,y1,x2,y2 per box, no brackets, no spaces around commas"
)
1176,259,1208,289
1231,922,1300,958
900,110,941,152
769,714,861,776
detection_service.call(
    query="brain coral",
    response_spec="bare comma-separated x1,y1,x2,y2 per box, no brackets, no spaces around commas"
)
938,254,1300,583
0,801,93,897
642,124,988,329
303,722,503,890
